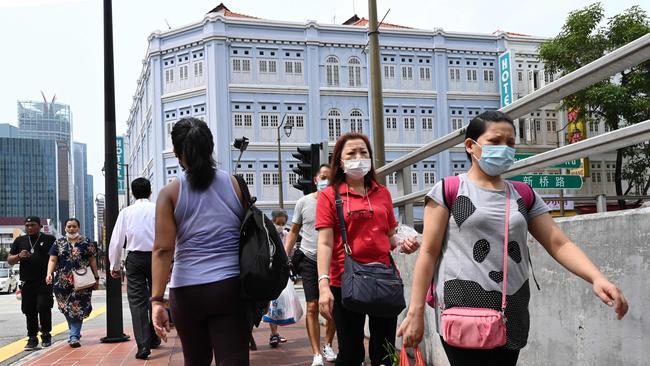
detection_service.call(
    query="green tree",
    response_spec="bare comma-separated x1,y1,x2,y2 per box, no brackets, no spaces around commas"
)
539,3,650,208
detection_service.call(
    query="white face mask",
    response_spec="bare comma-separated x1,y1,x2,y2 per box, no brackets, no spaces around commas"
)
66,232,80,240
343,159,372,179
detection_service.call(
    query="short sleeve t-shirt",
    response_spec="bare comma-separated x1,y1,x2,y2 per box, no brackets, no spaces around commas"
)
292,193,319,261
427,174,549,350
10,233,56,282
315,181,398,287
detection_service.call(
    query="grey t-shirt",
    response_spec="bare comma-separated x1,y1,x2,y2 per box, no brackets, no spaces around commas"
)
426,174,549,350
292,193,318,261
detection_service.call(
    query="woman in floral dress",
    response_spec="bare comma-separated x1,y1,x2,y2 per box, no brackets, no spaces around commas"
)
46,218,100,347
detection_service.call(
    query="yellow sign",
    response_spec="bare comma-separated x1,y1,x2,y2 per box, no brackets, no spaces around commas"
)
566,106,590,178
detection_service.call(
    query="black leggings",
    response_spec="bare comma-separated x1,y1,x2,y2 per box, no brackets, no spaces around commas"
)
170,277,249,366
441,336,520,366
331,286,397,366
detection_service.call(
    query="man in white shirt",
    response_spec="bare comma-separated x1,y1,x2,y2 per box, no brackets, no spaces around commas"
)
109,178,160,360
284,164,337,365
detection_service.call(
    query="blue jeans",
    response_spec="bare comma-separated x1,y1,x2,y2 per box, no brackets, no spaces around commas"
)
66,317,83,342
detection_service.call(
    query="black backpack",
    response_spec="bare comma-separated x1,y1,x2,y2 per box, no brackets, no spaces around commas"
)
234,175,289,301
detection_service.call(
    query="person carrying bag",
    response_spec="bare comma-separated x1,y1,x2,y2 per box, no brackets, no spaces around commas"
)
398,111,628,366
335,189,406,318
315,133,420,366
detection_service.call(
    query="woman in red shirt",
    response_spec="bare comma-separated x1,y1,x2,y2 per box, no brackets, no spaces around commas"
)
316,133,419,366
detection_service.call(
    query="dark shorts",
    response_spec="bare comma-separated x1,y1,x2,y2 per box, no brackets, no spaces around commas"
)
299,256,319,302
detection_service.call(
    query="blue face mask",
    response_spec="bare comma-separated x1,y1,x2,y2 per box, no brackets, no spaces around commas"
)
316,179,329,191
472,141,516,176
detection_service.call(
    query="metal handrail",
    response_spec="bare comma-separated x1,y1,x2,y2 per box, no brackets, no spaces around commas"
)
505,119,650,177
400,196,650,206
377,32,650,179
541,196,650,202
392,119,650,206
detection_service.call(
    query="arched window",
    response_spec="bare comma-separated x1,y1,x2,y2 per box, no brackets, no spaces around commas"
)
350,109,363,134
348,57,362,87
326,56,340,86
327,109,342,141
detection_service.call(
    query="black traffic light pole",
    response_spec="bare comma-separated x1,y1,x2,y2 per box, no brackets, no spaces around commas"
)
292,143,321,195
101,0,129,344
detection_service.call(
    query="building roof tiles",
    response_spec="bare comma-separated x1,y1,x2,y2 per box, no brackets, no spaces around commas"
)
342,14,412,29
207,3,259,20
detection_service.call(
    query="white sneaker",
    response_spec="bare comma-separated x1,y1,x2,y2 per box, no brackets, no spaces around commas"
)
322,344,337,362
311,354,324,366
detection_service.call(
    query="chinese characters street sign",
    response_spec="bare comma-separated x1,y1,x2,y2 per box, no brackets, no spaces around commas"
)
510,174,583,189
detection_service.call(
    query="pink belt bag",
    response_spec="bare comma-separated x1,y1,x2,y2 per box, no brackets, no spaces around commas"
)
440,186,511,349
440,307,506,349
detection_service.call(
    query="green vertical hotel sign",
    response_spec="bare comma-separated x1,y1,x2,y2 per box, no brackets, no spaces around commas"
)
116,136,125,194
498,50,514,108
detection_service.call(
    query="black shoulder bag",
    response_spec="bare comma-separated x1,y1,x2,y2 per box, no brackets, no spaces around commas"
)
234,175,289,302
335,187,406,318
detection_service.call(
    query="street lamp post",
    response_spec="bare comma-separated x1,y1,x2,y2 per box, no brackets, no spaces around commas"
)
233,136,249,175
276,115,293,209
556,113,574,217
101,0,128,343
368,0,386,180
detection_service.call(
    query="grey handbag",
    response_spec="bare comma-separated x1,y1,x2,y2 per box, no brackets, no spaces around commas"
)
335,188,406,318
73,266,95,291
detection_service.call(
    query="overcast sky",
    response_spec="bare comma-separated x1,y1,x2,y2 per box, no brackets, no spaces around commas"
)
0,0,645,196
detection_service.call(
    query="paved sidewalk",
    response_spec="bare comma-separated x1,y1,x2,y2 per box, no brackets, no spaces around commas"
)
12,317,335,366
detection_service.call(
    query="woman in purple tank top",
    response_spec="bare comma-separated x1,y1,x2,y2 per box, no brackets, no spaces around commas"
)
150,118,249,366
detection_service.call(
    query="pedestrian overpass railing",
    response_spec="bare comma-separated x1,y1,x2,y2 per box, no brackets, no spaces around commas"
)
376,33,650,224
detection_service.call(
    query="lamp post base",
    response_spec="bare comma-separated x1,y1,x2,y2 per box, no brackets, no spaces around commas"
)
100,334,131,343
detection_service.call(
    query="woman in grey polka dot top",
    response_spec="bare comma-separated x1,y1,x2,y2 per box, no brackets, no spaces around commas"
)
398,111,629,366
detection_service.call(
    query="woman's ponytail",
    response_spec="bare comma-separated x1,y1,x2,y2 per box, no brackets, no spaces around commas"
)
171,118,216,191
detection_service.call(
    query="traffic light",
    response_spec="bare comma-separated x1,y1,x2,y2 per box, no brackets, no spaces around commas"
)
292,143,320,195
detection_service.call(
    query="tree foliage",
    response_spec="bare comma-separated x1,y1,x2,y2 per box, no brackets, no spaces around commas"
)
538,3,650,203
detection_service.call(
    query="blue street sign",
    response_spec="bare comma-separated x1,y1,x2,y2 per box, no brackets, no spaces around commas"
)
498,50,514,108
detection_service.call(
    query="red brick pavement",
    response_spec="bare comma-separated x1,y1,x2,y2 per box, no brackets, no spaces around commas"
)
14,318,338,366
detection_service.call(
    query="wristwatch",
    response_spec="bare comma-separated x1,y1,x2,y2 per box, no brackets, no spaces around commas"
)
318,274,330,283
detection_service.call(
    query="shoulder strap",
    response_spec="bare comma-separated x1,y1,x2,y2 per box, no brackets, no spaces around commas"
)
501,185,511,312
333,187,351,255
442,175,461,210
507,180,541,291
509,180,535,210
233,174,254,208
444,176,535,210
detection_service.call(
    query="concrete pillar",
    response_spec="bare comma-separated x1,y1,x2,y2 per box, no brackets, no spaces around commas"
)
397,166,414,226
596,194,607,213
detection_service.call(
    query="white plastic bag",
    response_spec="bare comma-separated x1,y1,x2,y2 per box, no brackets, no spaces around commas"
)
394,224,422,244
262,279,303,325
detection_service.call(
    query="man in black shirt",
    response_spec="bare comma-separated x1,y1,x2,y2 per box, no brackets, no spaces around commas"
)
7,216,56,350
